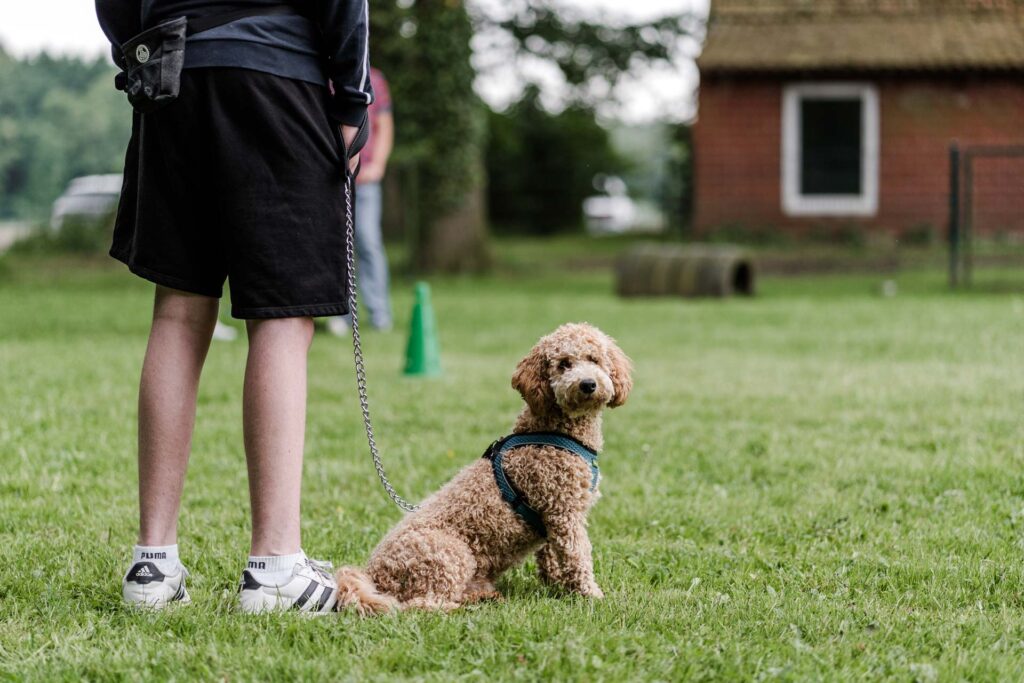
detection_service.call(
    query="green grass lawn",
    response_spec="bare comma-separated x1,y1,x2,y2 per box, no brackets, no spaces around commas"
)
1,245,1023,681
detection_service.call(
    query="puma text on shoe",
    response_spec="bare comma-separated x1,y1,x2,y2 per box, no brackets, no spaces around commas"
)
237,557,338,614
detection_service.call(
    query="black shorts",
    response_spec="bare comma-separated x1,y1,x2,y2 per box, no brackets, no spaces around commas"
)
111,68,350,319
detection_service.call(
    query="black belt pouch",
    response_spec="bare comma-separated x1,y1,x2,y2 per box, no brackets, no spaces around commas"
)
114,5,293,114
118,17,188,114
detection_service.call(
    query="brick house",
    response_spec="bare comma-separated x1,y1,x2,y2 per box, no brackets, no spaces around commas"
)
693,0,1024,240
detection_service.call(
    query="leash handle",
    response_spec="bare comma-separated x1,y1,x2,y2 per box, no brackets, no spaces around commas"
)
343,173,420,513
340,111,370,179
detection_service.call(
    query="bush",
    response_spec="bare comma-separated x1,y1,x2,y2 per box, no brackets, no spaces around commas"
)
0,48,129,221
486,87,626,235
9,213,114,256
901,223,936,246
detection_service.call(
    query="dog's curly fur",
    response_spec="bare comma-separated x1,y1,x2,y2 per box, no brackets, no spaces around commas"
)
334,322,632,613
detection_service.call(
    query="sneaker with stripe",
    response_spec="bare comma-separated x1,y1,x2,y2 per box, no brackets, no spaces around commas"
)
122,561,191,609
237,557,338,614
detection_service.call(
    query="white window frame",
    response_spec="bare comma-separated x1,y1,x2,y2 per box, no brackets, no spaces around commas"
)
781,82,879,217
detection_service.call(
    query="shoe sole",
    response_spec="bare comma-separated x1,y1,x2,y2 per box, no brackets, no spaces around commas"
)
124,585,191,610
124,594,191,610
238,589,337,615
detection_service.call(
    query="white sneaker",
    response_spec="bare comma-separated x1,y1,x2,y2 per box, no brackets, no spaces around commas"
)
237,558,338,614
122,561,191,609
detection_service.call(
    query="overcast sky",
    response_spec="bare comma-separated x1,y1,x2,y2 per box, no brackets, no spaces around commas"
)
0,0,709,121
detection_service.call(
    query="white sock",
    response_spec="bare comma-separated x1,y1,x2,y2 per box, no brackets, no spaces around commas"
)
133,544,180,574
246,550,306,587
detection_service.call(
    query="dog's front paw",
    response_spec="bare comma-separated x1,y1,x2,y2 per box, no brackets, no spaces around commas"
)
580,583,604,599
464,589,503,604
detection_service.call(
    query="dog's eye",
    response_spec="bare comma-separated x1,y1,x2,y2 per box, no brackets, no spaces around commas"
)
558,359,573,371
587,355,599,364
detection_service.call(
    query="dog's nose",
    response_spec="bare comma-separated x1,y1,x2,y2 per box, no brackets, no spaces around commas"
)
580,379,597,394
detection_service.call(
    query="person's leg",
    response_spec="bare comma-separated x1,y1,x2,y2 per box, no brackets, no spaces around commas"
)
137,286,219,546
238,316,340,611
216,71,342,611
243,316,315,557
353,182,392,329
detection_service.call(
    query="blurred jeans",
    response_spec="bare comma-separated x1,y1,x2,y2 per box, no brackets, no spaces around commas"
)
341,182,391,329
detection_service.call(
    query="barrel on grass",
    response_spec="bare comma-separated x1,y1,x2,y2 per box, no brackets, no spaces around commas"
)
615,245,755,298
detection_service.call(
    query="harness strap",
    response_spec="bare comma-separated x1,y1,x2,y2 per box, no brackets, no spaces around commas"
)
483,433,600,538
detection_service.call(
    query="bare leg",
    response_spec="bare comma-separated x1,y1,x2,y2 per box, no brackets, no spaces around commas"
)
243,316,315,556
137,286,218,546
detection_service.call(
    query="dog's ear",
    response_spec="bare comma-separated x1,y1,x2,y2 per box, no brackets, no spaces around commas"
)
512,346,553,415
605,337,633,408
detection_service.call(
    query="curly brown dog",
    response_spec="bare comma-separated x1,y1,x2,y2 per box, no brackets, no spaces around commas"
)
334,322,632,613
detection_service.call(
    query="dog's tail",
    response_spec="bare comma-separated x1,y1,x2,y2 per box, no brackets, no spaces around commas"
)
334,566,397,616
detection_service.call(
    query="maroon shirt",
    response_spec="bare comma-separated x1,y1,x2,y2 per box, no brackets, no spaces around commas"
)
360,68,391,172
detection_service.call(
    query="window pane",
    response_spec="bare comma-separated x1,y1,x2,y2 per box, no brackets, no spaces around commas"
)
800,98,862,195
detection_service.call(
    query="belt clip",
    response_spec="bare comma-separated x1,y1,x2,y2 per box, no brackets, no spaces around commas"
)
482,438,502,461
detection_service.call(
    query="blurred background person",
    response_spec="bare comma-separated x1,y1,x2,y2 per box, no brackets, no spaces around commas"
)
328,67,394,336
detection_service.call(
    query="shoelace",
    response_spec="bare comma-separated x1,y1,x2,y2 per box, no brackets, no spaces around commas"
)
304,558,334,581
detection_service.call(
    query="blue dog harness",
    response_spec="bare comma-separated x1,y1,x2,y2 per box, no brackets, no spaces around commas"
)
482,432,600,538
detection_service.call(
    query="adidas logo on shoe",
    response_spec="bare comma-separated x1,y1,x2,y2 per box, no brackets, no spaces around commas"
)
125,561,165,585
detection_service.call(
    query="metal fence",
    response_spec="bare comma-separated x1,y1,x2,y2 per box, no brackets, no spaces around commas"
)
948,142,1024,288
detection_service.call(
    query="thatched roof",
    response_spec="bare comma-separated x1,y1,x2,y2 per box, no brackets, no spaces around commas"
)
699,0,1024,73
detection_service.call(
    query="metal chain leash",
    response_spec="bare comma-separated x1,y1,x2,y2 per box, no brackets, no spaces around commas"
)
343,174,420,513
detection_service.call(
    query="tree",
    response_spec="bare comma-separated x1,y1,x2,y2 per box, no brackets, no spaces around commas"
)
0,48,128,220
472,0,702,114
370,0,489,273
371,0,699,272
487,86,626,234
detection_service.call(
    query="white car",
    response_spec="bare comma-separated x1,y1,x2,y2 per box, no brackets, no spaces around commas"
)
583,175,634,235
51,174,123,231
583,195,636,236
583,174,664,235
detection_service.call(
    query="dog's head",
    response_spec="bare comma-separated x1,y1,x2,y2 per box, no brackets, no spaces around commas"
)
511,323,632,418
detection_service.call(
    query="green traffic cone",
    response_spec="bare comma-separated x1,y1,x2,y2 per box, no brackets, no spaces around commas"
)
403,281,442,377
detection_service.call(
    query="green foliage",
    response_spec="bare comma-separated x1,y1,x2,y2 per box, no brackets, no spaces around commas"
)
486,87,626,234
704,222,869,247
2,250,1024,679
370,0,487,270
406,1,485,229
369,0,698,267
9,214,115,256
477,0,702,110
367,0,425,167
0,47,129,220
